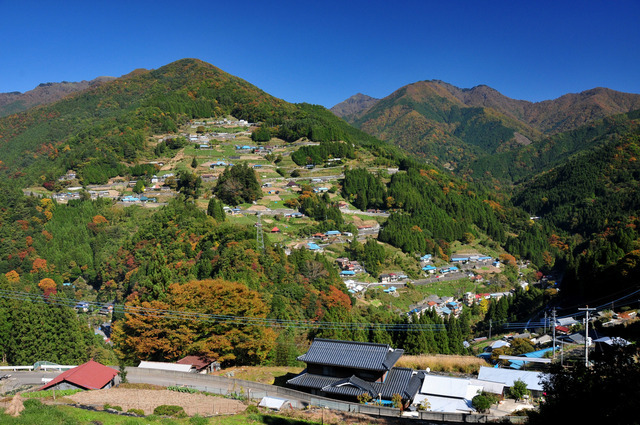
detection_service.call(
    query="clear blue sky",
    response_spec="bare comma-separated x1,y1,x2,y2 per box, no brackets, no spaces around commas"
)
2,0,639,108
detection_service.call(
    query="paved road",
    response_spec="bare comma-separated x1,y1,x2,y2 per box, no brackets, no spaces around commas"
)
0,371,62,393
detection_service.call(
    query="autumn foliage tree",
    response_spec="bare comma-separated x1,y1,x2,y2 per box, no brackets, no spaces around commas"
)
38,278,57,296
112,279,276,366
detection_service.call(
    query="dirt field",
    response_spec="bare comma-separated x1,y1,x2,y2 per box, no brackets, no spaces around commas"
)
68,388,246,416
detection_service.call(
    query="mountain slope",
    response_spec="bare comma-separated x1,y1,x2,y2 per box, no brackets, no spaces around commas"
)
339,80,640,176
330,93,379,121
468,111,640,182
0,77,116,117
511,110,640,298
0,59,386,186
346,81,538,167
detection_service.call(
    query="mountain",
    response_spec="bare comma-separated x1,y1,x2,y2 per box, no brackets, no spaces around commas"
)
0,59,387,186
511,110,640,298
0,77,116,117
330,93,379,121
342,80,539,168
337,80,640,173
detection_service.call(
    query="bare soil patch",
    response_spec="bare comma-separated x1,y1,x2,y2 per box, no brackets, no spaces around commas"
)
68,388,245,416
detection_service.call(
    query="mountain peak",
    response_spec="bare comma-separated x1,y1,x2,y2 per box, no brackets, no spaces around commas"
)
330,93,380,120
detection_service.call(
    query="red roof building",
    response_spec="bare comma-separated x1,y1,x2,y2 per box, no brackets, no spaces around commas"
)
271,227,281,233
40,360,119,391
176,356,220,373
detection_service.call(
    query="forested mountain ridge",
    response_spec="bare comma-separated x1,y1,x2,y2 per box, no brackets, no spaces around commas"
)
511,111,640,299
467,110,640,183
0,58,389,187
335,81,640,174
0,77,116,117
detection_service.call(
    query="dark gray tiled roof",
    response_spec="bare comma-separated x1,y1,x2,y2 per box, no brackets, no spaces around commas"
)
322,375,377,398
288,367,417,401
298,338,404,371
286,372,341,389
404,371,425,399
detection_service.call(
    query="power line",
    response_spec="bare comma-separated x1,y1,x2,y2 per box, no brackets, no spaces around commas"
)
0,289,445,332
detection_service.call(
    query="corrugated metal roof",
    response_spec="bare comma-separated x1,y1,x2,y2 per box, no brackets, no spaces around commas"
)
298,339,403,371
138,361,193,373
477,366,547,391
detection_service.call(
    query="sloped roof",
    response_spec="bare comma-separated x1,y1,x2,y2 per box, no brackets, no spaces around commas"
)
477,366,547,392
413,394,475,413
289,367,416,400
297,339,404,371
40,360,118,390
421,374,479,399
138,361,193,372
176,356,215,371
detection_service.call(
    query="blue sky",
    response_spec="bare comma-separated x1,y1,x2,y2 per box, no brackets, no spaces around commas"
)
2,0,639,108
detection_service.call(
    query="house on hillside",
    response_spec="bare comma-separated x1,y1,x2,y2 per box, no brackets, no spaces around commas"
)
477,366,548,396
39,360,118,391
287,338,422,405
176,356,220,373
412,373,483,413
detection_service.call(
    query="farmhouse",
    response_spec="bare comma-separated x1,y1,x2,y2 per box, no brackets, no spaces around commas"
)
287,339,421,404
39,360,118,391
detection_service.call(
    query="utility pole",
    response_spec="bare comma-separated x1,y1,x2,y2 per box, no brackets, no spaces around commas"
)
579,306,596,367
551,308,557,360
256,213,264,252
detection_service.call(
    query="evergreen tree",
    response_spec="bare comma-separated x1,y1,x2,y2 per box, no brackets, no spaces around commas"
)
207,198,226,221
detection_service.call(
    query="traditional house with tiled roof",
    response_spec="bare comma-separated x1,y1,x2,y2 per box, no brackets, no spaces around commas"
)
287,339,422,404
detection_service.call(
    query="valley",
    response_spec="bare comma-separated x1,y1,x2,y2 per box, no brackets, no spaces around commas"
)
0,58,638,423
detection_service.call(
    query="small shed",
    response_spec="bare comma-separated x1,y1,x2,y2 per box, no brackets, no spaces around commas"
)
271,227,281,233
259,396,293,410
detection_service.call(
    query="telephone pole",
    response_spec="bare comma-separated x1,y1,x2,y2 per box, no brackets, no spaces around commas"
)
256,213,264,252
551,308,557,359
579,306,596,367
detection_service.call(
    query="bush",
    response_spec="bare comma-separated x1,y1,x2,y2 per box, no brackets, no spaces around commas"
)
245,405,260,414
472,392,497,412
154,404,186,417
127,408,145,416
357,393,372,404
104,403,123,411
509,379,530,401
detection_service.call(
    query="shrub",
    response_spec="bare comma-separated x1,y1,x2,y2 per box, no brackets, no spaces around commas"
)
245,405,260,414
509,379,530,401
154,404,186,417
472,392,497,412
127,408,144,416
357,393,372,404
391,393,403,409
104,403,122,411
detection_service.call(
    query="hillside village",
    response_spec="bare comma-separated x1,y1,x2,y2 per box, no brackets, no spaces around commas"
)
22,117,539,325
6,113,636,423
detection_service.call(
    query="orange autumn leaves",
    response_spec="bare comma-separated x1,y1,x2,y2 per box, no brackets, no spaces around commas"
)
112,279,276,365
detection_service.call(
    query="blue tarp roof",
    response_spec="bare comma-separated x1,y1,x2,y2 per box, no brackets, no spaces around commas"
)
509,347,556,369
326,230,341,235
307,243,321,250
422,265,436,271
341,271,356,275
